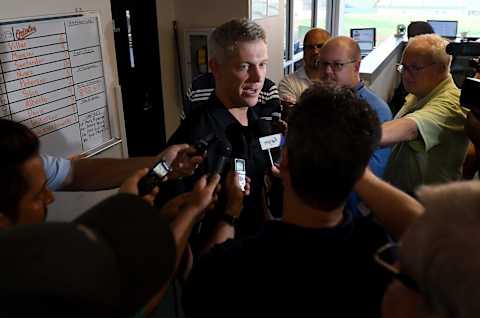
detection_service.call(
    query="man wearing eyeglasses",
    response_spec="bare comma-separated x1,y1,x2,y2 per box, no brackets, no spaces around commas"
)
382,34,468,194
379,180,480,318
278,28,330,104
318,36,392,217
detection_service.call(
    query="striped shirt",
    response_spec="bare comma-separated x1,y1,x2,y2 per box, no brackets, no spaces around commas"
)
183,72,280,119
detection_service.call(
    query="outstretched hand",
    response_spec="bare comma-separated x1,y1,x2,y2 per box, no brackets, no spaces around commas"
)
188,174,221,214
271,163,281,178
224,172,250,217
119,168,159,206
159,144,204,180
160,174,221,223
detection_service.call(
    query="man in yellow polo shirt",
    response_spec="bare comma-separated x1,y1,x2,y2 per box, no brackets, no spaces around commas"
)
381,34,468,194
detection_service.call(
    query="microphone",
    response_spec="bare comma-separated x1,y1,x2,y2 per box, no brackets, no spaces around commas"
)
193,133,217,155
202,136,232,177
226,124,249,159
210,141,232,176
254,116,276,139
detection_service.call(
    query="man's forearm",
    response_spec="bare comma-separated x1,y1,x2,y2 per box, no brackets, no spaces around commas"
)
354,169,424,239
61,157,156,191
143,209,198,317
169,208,199,271
380,118,418,147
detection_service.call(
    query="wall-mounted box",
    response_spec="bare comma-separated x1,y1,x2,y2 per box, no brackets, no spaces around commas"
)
183,28,213,90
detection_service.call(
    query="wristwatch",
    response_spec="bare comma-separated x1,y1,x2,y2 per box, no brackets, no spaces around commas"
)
220,213,239,227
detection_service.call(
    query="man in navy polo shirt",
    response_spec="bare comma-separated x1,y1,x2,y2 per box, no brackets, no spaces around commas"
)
167,19,280,240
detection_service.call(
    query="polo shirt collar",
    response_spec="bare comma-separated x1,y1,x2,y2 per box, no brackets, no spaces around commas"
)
352,81,365,93
208,93,260,130
397,75,454,118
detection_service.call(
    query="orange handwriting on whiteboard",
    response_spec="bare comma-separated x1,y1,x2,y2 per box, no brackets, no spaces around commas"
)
8,41,27,51
16,25,37,40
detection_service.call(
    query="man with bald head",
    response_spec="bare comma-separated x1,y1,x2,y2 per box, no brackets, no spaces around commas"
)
318,36,391,126
317,36,392,216
278,28,330,103
381,34,468,194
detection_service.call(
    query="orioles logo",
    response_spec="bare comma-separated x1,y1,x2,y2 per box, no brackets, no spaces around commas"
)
16,25,37,40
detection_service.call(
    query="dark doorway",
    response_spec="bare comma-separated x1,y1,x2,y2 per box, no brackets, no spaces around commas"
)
111,0,166,156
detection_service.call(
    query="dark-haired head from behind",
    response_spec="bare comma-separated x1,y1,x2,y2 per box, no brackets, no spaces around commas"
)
0,118,40,222
286,84,381,211
407,21,434,39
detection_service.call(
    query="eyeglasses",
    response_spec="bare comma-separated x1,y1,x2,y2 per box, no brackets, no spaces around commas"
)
304,43,324,50
316,60,357,72
374,242,420,293
395,63,436,74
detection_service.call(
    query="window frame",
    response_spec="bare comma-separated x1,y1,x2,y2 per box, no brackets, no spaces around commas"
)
283,0,336,74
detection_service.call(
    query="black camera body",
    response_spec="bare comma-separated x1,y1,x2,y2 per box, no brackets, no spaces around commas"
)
446,42,480,117
460,77,480,117
446,42,480,88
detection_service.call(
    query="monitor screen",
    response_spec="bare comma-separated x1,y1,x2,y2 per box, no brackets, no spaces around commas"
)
359,42,374,51
427,20,458,38
350,28,376,55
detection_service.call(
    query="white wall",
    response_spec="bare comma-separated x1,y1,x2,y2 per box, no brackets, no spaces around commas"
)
367,49,402,102
360,36,405,103
156,0,181,140
1,0,126,220
254,1,285,84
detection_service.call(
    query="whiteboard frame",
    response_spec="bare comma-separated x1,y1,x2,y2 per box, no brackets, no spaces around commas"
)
0,10,123,158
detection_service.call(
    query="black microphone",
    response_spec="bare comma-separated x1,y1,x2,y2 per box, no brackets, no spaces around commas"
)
210,141,232,176
226,124,249,159
193,133,217,155
255,117,274,137
202,136,232,177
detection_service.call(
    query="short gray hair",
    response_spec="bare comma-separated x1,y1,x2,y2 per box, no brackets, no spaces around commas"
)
401,181,480,318
208,19,266,63
406,34,451,71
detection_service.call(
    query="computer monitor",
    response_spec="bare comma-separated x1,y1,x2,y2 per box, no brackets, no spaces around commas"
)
350,28,376,57
427,20,458,38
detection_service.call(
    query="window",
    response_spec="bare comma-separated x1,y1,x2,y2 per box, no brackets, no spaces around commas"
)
284,0,480,66
292,0,313,55
315,0,328,29
342,0,480,46
284,0,329,73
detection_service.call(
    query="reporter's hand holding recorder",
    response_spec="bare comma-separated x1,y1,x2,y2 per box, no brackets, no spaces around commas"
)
200,172,251,254
120,164,221,316
136,143,205,196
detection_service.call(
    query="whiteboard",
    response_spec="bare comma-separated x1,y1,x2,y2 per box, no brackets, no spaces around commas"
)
0,13,117,157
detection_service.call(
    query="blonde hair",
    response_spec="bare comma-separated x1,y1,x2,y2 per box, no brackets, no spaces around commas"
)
208,19,266,63
406,34,451,72
401,181,480,318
